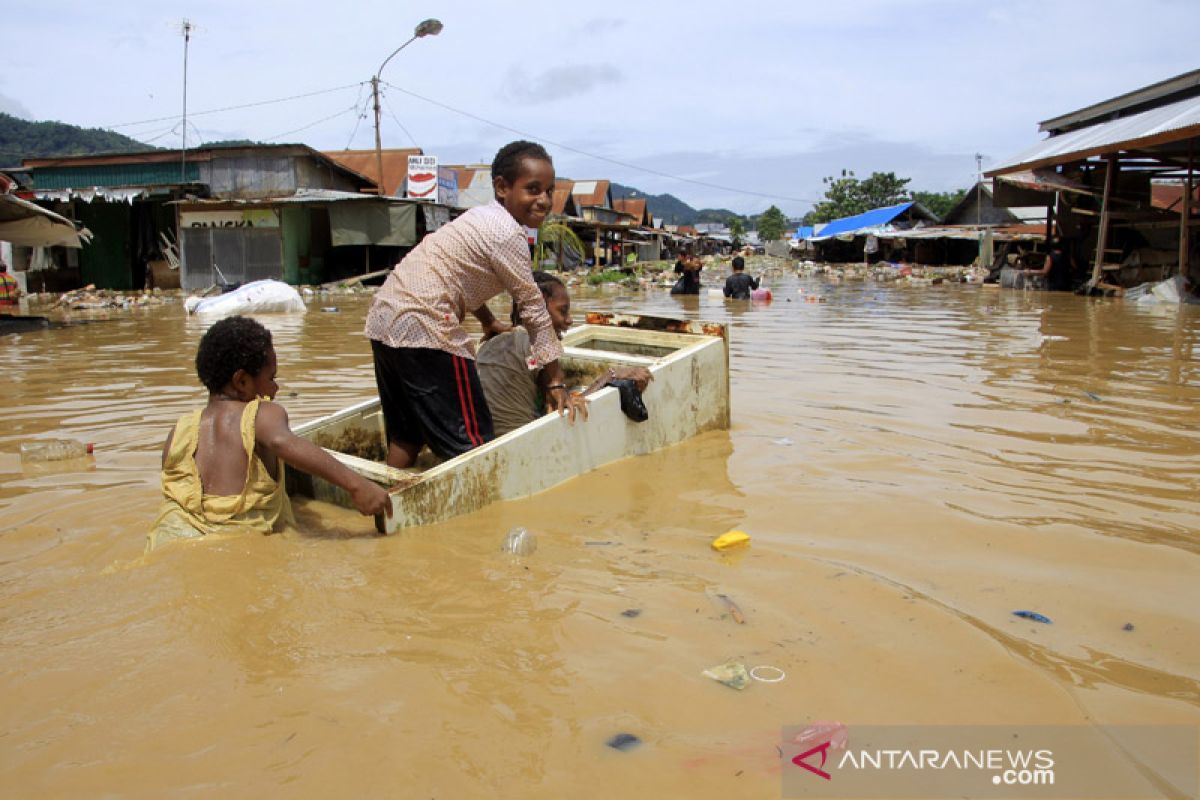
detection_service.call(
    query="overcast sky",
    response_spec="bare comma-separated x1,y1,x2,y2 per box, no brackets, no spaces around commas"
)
3,0,1196,217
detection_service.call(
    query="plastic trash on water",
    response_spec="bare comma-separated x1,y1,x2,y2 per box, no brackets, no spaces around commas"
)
751,287,772,302
185,279,307,317
711,530,750,551
606,733,642,751
19,439,94,463
1012,610,1052,624
703,660,751,690
501,527,537,556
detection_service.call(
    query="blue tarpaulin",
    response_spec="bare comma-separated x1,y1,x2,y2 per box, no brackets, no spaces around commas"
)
809,202,914,239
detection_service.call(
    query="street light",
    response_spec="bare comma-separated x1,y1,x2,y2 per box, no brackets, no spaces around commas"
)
372,18,443,196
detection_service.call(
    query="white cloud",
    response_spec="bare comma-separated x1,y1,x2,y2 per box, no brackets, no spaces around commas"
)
1,0,1197,214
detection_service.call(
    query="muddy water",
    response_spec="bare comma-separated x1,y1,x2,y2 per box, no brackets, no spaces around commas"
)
1,275,1198,797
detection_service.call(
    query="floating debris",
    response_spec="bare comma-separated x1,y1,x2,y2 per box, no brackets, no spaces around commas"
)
750,665,786,683
703,660,751,690
714,593,746,624
501,527,537,556
620,608,641,618
1012,610,1052,624
711,530,751,551
606,733,642,752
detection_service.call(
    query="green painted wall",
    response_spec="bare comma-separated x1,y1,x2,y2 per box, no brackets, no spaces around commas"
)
34,162,200,190
280,206,307,284
77,202,131,289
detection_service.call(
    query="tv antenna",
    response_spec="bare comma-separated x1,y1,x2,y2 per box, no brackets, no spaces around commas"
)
179,18,195,183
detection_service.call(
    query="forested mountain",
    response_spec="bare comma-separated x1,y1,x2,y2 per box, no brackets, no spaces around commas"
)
0,113,156,164
610,181,745,227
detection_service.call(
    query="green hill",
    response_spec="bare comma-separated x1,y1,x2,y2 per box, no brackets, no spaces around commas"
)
0,113,157,165
610,181,747,227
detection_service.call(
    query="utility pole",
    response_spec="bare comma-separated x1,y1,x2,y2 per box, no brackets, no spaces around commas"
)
975,152,984,228
181,19,193,184
372,75,383,195
372,19,443,197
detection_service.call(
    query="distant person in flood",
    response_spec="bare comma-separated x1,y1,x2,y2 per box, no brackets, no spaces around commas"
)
476,271,652,437
723,256,760,299
0,260,20,309
671,249,702,295
364,140,581,469
1023,244,1073,291
148,316,391,551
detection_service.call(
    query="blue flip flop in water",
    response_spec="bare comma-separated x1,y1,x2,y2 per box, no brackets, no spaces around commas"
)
1013,610,1052,624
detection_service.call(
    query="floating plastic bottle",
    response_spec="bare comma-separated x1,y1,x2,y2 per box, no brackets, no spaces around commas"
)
501,527,537,556
19,438,94,463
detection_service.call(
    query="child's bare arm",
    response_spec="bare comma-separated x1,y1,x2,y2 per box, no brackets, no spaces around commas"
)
254,402,392,519
472,304,512,340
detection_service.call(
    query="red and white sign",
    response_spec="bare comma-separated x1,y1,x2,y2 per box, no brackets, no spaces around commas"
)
407,155,438,200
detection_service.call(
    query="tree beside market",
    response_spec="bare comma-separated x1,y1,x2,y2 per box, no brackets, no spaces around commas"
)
805,170,912,224
729,217,746,247
756,206,787,241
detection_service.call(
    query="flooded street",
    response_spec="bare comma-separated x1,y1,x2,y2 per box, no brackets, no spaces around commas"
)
2,273,1199,797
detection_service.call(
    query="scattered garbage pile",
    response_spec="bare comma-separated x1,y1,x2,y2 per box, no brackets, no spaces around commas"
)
797,259,988,285
1123,274,1200,305
28,285,181,314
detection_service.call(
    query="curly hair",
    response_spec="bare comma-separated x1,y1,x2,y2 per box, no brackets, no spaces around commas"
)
510,270,566,325
195,315,274,393
491,140,552,185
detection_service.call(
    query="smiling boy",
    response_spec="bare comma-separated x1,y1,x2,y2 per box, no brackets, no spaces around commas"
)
365,140,569,468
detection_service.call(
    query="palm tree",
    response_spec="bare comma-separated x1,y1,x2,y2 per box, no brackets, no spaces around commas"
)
534,222,586,271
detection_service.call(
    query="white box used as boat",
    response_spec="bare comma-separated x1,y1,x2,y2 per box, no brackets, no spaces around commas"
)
288,312,730,532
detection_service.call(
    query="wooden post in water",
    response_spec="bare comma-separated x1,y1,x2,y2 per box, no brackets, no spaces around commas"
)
1043,194,1056,244
1090,153,1119,287
1181,140,1194,278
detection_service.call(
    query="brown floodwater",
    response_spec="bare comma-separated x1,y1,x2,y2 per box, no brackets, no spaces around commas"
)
1,272,1198,797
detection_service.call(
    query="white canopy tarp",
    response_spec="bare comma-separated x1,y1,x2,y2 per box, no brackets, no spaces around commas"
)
0,194,87,248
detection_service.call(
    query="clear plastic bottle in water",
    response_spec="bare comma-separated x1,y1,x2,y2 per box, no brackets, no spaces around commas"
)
19,439,94,463
501,527,537,556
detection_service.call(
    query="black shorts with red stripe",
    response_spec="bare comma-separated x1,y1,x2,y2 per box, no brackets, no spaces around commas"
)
370,341,494,460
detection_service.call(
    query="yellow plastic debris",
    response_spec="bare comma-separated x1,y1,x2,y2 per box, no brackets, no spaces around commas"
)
711,530,750,551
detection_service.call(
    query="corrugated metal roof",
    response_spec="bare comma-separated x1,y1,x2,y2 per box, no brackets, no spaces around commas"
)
551,179,576,216
810,202,915,238
321,148,423,196
612,197,647,224
988,93,1200,177
571,180,610,208
1151,182,1200,212
1038,68,1200,134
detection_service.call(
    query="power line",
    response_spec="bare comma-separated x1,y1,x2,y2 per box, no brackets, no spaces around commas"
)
342,83,370,150
105,82,367,129
263,103,360,143
381,90,421,149
380,80,822,205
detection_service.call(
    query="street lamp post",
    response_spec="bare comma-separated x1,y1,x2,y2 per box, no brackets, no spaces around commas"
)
372,18,443,196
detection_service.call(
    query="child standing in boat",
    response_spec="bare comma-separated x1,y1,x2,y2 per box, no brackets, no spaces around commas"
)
149,316,391,551
365,140,583,468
